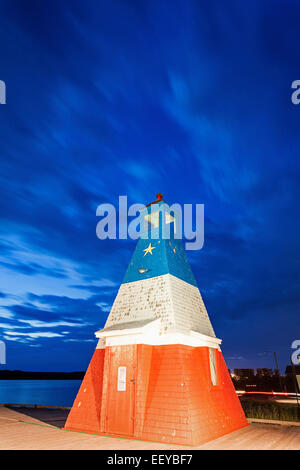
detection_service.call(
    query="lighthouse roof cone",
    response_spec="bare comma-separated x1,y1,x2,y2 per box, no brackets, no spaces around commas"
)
65,194,248,446
97,196,218,347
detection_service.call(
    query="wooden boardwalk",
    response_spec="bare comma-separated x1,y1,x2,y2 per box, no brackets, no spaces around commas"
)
0,406,299,450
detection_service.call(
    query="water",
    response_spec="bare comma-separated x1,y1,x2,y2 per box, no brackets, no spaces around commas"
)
0,380,82,407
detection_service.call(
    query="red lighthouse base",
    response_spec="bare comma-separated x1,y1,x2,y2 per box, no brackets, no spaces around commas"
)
65,344,248,446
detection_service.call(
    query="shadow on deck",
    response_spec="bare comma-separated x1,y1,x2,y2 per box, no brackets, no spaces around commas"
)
7,406,69,429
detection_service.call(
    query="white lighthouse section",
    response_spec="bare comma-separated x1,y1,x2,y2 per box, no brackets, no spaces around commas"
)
168,275,215,337
96,274,221,350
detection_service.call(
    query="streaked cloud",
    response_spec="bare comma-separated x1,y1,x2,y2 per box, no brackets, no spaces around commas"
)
0,0,299,371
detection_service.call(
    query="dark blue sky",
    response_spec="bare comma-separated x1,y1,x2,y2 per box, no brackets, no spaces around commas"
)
0,0,299,373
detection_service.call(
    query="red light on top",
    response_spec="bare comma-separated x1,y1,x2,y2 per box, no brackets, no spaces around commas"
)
145,193,164,208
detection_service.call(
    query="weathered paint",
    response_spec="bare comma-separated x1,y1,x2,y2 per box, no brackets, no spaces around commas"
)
65,344,248,446
103,274,215,338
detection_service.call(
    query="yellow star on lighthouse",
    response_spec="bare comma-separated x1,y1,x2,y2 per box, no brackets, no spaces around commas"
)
143,242,156,256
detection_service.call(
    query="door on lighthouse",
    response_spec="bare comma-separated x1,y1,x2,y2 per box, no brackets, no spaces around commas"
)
105,345,136,436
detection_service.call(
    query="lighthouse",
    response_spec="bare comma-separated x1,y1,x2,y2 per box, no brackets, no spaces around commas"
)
65,194,248,446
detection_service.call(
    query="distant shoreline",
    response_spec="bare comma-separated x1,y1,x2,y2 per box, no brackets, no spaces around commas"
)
0,370,84,380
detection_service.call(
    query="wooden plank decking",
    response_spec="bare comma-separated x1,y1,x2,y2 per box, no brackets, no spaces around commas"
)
0,406,299,450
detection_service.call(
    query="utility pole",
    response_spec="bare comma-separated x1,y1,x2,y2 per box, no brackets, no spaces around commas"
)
264,350,283,392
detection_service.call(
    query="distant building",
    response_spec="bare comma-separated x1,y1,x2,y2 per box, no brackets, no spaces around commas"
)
256,368,273,377
285,365,300,375
285,365,300,392
234,369,255,379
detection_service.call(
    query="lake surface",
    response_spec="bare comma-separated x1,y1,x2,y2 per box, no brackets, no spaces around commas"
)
0,380,82,407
